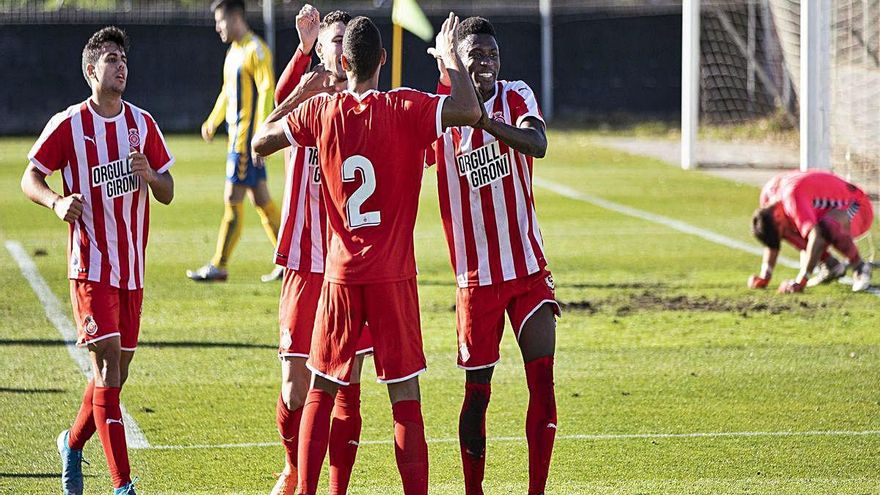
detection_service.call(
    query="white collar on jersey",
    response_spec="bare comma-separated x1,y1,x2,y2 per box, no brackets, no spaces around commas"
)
345,89,377,102
87,99,125,123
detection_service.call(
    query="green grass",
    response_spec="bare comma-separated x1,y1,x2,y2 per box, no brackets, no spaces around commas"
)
1,131,879,494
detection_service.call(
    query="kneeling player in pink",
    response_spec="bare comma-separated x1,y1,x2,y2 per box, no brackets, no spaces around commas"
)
254,14,480,495
266,5,372,494
749,170,874,293
21,27,174,495
427,16,559,495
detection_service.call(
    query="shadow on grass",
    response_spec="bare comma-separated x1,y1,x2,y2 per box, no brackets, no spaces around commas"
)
0,387,65,394
0,339,275,350
0,472,60,478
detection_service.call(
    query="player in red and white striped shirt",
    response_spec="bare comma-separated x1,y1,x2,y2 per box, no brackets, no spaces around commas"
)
427,17,559,495
21,27,173,495
265,6,372,495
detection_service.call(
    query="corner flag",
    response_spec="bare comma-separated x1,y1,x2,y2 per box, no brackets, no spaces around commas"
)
392,0,433,42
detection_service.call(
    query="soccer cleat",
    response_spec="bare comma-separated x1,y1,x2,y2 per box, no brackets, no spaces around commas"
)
807,258,847,287
261,265,284,283
186,263,228,282
57,430,84,495
269,471,296,495
113,477,139,495
852,261,873,292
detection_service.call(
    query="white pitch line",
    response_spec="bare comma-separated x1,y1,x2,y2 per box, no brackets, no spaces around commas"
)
5,240,150,449
145,429,880,451
532,177,800,269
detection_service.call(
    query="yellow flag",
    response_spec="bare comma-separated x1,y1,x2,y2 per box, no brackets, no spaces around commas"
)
392,0,434,42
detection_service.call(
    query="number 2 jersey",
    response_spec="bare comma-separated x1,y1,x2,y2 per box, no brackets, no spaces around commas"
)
429,80,548,288
283,88,446,284
27,100,174,289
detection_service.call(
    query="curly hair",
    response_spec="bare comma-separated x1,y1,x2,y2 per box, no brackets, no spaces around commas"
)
455,16,496,43
81,26,130,87
320,10,352,31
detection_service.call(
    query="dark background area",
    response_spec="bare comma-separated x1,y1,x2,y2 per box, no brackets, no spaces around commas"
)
0,10,682,135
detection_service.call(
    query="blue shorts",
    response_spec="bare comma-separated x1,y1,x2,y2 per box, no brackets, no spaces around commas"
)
226,152,267,186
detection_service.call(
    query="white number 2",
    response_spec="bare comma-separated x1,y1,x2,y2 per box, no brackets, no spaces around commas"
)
342,155,381,229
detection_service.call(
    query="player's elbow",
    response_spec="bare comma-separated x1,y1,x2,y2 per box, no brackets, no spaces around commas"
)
532,138,547,159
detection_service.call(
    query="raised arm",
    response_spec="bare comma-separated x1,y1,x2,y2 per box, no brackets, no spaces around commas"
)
435,13,481,129
253,65,332,157
275,4,319,104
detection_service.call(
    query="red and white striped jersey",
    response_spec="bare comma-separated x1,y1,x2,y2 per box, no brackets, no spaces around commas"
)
28,100,174,290
432,80,547,288
273,48,327,272
275,144,327,271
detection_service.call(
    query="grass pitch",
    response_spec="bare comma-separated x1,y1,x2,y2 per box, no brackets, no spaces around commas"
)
1,131,879,494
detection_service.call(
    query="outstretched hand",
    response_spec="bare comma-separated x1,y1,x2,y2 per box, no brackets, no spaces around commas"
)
296,4,320,54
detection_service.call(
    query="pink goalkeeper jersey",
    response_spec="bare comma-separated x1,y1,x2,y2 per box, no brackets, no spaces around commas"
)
273,48,327,272
766,170,868,237
28,100,174,290
432,80,547,288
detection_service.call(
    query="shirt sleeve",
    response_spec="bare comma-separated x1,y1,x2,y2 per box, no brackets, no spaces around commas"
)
250,41,277,131
283,96,321,148
396,89,447,150
142,114,175,174
27,113,70,176
506,81,544,128
275,47,312,105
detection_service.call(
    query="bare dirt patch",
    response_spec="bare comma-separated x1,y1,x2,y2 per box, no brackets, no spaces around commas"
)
560,291,825,317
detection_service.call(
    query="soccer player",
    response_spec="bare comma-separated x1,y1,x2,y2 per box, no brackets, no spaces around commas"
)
749,170,874,293
252,13,480,495
187,0,282,283
427,16,559,495
20,26,174,495
266,6,372,495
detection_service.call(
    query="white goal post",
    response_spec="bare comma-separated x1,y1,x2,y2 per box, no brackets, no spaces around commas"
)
681,0,833,172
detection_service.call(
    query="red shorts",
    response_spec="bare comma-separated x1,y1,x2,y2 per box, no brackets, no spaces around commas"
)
309,278,425,385
69,280,143,351
455,270,560,370
278,269,372,358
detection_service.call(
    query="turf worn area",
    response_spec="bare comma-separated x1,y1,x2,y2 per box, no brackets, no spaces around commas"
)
1,131,878,494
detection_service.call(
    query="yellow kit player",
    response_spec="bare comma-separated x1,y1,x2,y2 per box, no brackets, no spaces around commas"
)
188,0,283,282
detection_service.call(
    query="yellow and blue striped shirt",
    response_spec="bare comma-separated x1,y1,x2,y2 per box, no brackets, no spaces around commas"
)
205,31,276,155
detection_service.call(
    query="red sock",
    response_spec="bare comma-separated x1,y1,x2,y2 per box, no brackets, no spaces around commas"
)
524,356,557,495
297,389,334,495
277,394,303,476
93,387,130,488
459,383,491,495
68,379,97,450
329,383,362,495
392,400,428,495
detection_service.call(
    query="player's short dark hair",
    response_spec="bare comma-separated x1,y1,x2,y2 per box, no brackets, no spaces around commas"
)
342,16,382,82
752,206,781,250
210,0,245,15
455,16,496,44
82,26,130,87
320,10,351,31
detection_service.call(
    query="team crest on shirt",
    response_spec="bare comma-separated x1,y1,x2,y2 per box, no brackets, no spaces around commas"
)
128,128,141,149
544,274,555,292
83,315,99,336
91,158,140,199
455,140,511,190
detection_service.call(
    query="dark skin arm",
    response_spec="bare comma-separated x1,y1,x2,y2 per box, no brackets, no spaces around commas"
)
474,96,547,158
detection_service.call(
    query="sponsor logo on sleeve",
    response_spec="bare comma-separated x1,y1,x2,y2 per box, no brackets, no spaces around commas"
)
455,140,510,190
91,158,140,199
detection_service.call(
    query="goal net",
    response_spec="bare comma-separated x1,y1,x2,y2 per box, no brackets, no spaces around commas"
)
694,0,880,205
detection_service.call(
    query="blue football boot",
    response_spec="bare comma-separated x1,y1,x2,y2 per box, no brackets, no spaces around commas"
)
56,429,84,495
